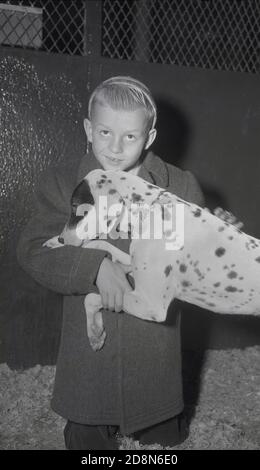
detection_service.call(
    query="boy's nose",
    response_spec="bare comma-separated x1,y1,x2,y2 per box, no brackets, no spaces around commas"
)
109,136,123,154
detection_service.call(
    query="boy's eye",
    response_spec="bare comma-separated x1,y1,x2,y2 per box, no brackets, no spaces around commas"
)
126,134,136,141
100,130,110,137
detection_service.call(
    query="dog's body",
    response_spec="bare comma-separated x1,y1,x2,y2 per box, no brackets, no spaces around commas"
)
44,169,260,350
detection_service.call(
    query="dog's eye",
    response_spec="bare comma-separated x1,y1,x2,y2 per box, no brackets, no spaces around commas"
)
58,236,65,244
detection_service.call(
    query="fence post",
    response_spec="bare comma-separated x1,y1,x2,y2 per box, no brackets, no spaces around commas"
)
83,0,102,60
134,0,151,62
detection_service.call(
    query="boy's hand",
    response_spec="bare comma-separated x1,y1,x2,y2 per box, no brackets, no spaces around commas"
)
96,257,132,312
213,206,244,230
204,206,244,230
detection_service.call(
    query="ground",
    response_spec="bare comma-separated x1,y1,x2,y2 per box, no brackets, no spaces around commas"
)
0,347,259,450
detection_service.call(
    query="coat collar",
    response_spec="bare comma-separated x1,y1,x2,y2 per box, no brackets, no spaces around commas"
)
77,150,169,188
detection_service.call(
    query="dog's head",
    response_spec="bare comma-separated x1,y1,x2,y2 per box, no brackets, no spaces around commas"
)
60,171,126,246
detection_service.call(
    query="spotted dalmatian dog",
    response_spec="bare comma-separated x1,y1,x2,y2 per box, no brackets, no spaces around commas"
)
44,169,260,351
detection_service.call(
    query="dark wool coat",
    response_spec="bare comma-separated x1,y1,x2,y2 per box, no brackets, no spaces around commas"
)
17,150,204,434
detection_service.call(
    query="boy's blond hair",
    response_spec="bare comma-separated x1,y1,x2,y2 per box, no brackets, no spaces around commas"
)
88,76,157,131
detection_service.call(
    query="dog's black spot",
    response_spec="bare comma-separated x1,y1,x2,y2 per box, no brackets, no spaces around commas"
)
194,268,203,277
179,264,187,273
97,178,106,185
255,257,260,263
228,271,238,279
214,282,221,287
215,247,226,257
193,208,202,217
132,193,143,202
109,189,117,195
164,265,173,277
225,286,238,292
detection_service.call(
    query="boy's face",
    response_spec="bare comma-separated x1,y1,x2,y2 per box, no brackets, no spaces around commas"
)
84,101,156,172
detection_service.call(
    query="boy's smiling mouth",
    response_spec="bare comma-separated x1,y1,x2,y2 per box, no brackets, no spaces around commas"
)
105,155,123,163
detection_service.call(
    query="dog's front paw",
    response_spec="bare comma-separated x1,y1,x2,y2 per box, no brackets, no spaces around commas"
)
89,329,107,352
43,236,63,249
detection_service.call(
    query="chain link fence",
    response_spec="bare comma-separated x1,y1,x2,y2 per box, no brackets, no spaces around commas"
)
0,0,85,55
102,0,260,74
0,0,259,73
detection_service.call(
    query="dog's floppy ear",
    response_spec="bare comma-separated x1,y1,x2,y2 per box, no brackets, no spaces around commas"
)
71,179,95,214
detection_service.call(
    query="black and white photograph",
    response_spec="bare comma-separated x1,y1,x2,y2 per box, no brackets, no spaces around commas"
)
0,0,259,454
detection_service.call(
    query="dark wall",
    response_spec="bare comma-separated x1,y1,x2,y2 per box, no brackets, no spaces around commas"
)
0,48,89,367
1,49,260,368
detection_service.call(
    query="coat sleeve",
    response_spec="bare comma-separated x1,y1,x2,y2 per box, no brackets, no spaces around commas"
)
16,169,107,295
183,170,205,207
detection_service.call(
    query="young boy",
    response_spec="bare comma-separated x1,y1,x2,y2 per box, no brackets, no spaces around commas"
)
17,76,204,449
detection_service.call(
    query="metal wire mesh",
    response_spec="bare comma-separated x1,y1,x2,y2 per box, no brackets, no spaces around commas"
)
0,0,85,55
102,0,260,73
1,0,259,72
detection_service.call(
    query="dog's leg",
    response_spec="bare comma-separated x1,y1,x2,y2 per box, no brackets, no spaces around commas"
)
84,241,132,350
84,293,106,351
43,236,64,249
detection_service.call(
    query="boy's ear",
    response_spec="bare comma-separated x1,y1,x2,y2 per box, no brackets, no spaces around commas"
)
83,118,93,142
145,128,157,150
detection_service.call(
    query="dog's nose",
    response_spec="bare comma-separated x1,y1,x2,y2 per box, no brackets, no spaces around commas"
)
58,236,64,244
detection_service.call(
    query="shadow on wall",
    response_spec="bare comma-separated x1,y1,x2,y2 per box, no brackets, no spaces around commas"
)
153,98,230,211
153,98,193,168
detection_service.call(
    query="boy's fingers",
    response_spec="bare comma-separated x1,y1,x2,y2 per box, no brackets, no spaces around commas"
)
213,206,244,229
213,207,224,218
100,291,108,309
115,291,123,313
120,263,132,274
123,280,133,293
108,292,115,312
